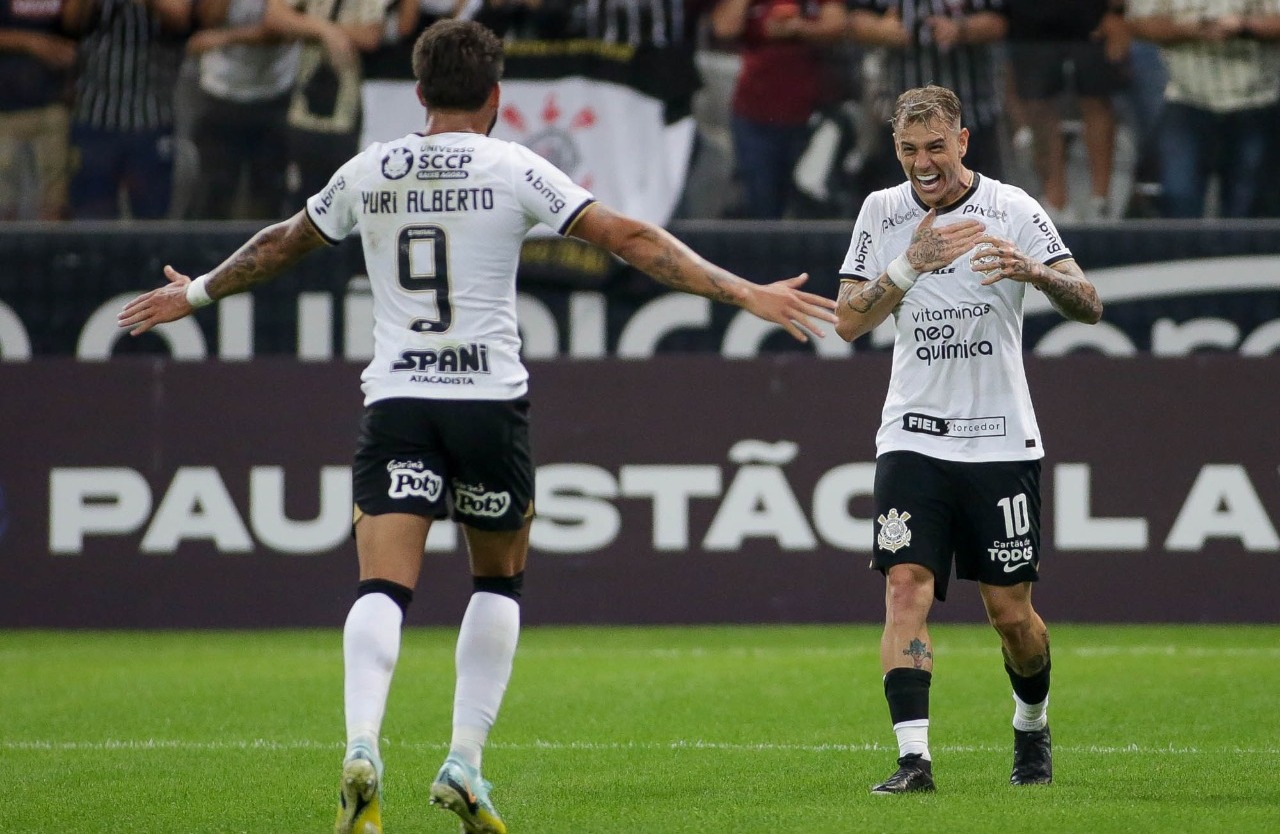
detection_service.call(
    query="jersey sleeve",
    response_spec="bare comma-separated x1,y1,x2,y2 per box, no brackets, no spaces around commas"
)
839,191,884,281
509,144,596,235
1010,192,1073,267
305,152,365,244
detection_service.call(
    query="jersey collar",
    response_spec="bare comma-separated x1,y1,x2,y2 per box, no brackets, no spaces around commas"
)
909,172,982,215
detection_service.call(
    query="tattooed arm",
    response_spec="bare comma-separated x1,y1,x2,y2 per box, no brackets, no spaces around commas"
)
835,275,900,342
118,211,329,335
569,202,837,343
969,234,1103,324
1033,259,1104,324
836,209,986,341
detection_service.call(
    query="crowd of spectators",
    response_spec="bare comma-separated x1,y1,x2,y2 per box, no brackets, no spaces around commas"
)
2,0,1279,222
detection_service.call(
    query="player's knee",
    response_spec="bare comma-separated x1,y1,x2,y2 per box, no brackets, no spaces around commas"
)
473,572,524,600
356,578,415,616
885,566,933,615
987,603,1034,637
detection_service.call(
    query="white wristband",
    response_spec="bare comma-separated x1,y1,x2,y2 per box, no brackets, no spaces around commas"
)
886,253,919,292
186,274,213,309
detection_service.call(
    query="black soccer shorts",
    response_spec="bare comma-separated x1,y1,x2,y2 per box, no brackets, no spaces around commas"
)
1008,40,1126,101
352,396,534,532
871,450,1042,601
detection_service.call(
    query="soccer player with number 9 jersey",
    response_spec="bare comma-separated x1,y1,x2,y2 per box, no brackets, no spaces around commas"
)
118,20,837,833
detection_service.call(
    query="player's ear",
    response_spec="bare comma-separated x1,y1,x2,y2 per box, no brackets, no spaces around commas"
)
485,84,501,135
957,127,970,157
416,82,428,109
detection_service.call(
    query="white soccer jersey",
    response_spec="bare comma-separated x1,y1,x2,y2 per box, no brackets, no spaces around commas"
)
839,174,1072,462
306,131,595,404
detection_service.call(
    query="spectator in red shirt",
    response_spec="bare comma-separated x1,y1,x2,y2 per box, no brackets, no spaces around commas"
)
711,0,845,218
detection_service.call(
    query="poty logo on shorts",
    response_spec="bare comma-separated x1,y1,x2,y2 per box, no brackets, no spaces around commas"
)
453,481,511,518
386,460,442,501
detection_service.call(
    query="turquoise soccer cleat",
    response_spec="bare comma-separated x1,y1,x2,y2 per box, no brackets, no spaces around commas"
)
429,756,507,834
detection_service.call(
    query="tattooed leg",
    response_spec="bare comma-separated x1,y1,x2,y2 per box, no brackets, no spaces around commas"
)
903,638,933,669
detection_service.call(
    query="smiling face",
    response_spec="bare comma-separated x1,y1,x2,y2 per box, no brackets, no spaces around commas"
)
893,117,971,208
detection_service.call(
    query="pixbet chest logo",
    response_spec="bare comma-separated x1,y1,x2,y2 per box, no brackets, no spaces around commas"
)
962,203,1008,223
501,94,596,192
882,207,922,231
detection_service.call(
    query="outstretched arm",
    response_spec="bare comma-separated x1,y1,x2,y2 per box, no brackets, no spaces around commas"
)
568,202,837,342
118,210,330,334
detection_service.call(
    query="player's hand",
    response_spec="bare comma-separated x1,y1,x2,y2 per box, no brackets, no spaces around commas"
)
117,265,197,335
969,235,1041,286
744,273,839,343
904,209,986,274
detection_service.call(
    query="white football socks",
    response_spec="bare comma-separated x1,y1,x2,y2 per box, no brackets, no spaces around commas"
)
450,592,521,769
893,718,931,761
342,592,403,757
1013,693,1049,732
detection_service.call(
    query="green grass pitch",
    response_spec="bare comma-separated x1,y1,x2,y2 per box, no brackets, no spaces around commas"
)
3,624,1278,833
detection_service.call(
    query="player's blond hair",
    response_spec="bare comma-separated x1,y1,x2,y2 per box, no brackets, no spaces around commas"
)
891,85,963,134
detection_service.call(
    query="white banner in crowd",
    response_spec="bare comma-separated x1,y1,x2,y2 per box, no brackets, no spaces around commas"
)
362,78,695,226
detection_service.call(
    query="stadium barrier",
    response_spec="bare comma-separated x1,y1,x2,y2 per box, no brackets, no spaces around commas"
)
2,220,1279,360
1,356,1276,627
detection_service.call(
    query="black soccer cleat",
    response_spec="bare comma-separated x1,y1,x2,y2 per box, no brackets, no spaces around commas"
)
1011,726,1053,785
871,753,936,794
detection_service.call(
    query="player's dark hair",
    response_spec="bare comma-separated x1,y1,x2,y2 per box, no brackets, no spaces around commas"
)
412,19,505,111
891,85,963,133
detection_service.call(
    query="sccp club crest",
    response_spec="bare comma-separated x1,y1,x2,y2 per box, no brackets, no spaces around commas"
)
381,147,414,180
877,508,913,553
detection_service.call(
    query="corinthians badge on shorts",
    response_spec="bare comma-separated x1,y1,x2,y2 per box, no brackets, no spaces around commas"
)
877,509,912,553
